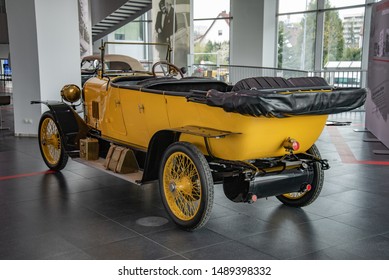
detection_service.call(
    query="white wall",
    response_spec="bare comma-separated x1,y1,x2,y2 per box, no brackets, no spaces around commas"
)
6,0,81,136
0,44,9,58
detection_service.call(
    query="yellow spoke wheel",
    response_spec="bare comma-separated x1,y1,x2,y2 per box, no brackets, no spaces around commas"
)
276,144,324,207
163,152,201,221
160,142,213,231
38,112,68,170
282,191,307,200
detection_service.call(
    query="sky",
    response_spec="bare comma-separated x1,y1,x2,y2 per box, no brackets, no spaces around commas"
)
193,0,370,20
278,0,367,14
193,0,230,19
278,0,368,22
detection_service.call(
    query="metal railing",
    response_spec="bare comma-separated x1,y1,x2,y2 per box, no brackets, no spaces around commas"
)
189,64,308,84
188,64,367,89
308,70,367,88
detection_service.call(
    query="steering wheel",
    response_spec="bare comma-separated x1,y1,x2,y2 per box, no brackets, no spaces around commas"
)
151,61,184,78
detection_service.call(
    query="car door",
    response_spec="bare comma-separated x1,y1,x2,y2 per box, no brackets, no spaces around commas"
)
119,88,150,148
106,86,127,137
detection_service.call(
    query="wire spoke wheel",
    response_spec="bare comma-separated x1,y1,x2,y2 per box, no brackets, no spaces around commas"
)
38,112,68,170
40,118,61,165
163,152,201,221
282,191,306,200
159,142,213,231
276,144,324,207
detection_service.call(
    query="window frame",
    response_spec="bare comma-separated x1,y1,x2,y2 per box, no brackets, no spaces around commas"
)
276,0,376,72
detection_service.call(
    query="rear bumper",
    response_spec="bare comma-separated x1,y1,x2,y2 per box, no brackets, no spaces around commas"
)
249,168,311,199
223,164,315,203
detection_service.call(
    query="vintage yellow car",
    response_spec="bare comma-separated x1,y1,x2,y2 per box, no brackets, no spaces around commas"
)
33,42,366,231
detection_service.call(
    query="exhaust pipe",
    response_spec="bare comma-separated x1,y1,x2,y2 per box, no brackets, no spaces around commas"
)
223,167,313,203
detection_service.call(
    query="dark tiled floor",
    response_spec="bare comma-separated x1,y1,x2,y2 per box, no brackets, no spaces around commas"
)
1,83,389,259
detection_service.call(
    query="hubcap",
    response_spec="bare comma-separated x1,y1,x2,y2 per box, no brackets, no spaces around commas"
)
169,181,176,192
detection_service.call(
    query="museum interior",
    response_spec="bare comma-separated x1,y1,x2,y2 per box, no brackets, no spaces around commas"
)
1,0,389,261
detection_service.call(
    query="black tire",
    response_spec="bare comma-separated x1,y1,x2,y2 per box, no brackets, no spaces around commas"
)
38,111,68,171
276,144,324,207
159,142,214,231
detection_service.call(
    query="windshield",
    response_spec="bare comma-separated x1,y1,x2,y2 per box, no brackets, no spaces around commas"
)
101,41,172,72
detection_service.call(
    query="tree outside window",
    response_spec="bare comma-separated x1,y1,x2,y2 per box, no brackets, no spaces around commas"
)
277,0,365,71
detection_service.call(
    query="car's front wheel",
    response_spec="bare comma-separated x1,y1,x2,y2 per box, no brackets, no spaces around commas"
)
159,142,214,231
38,111,68,171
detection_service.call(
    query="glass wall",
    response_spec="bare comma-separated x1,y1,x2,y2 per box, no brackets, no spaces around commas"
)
278,12,317,70
278,0,317,14
100,0,380,73
323,5,366,68
111,15,146,42
193,0,231,65
277,0,373,71
104,14,150,65
105,0,232,69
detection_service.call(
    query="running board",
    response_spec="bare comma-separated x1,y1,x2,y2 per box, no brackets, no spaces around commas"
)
73,158,143,186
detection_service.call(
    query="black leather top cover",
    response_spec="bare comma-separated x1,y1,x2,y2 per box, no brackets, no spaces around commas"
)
205,88,367,118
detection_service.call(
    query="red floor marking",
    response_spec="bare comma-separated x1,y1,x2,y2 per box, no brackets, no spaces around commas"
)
0,170,56,181
327,126,389,166
358,160,389,166
372,57,389,63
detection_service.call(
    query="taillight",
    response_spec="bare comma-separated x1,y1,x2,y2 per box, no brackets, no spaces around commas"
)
283,138,300,151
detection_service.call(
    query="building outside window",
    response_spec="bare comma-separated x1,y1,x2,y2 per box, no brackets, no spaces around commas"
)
193,0,231,66
277,0,375,73
343,13,364,49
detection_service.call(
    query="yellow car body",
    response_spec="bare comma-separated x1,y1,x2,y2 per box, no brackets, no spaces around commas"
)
83,76,328,161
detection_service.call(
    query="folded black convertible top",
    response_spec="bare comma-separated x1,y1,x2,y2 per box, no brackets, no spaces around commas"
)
205,87,367,118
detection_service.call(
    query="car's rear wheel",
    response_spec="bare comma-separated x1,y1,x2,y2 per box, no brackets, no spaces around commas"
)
159,142,214,231
276,144,324,207
38,111,68,171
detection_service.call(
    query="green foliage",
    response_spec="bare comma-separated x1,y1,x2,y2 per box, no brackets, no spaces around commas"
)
194,40,229,65
277,20,300,69
343,47,361,61
323,8,344,65
204,40,214,53
277,0,364,70
278,23,284,68
298,12,316,70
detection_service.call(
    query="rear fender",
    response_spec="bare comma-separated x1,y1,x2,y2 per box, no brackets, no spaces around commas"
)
32,101,89,153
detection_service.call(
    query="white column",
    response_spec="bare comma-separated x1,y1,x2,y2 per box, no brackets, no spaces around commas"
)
230,0,277,68
262,0,277,68
6,0,81,136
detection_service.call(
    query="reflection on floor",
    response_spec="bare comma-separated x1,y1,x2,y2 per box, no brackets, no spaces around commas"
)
1,82,389,259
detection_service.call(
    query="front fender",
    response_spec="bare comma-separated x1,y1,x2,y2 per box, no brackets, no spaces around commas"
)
31,101,89,154
142,130,179,182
